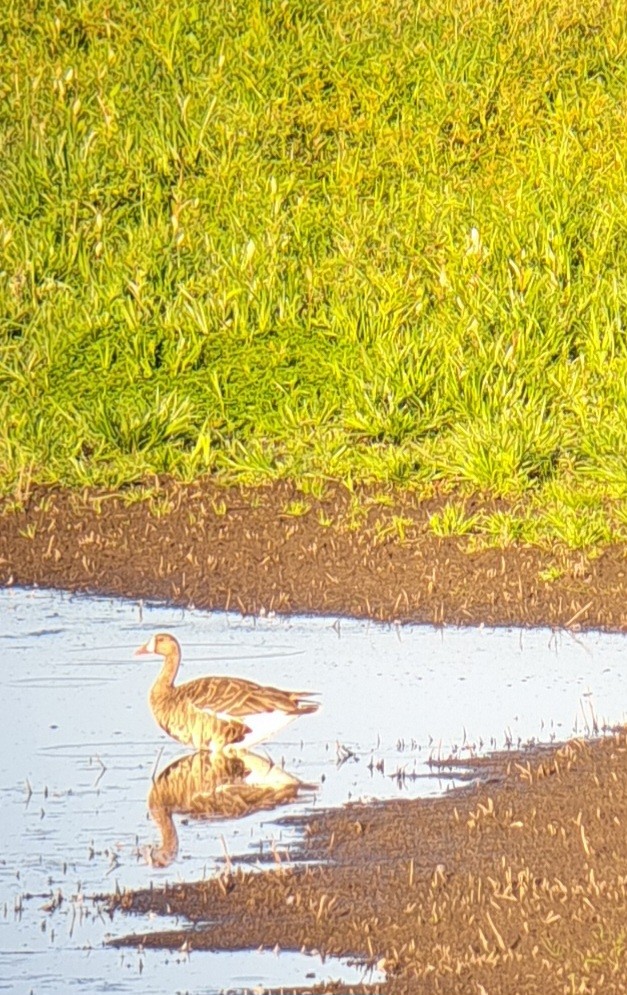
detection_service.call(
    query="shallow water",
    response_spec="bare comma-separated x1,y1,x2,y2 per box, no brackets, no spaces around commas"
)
1,587,626,993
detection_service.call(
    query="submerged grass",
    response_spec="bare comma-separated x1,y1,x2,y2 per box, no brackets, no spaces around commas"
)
2,0,627,547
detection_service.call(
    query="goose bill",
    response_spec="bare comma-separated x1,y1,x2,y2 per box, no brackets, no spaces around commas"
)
135,634,157,656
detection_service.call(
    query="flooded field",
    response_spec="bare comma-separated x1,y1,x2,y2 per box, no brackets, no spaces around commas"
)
1,587,626,993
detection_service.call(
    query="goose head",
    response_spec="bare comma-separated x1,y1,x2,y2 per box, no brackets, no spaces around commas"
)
135,633,180,658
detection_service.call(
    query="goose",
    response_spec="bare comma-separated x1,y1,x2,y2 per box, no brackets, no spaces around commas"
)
146,748,312,866
135,633,319,751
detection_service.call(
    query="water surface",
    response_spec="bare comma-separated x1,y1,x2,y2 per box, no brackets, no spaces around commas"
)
1,587,625,992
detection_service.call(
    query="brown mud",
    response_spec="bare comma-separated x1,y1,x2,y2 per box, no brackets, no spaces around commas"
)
1,479,627,630
110,734,627,994
4,479,627,993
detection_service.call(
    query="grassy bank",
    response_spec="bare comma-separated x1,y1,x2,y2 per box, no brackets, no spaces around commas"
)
2,0,627,546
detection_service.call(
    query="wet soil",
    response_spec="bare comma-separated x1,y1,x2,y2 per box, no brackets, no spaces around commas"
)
1,478,627,630
109,734,627,994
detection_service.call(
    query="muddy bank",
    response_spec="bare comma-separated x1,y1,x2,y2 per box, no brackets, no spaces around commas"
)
1,480,626,630
109,734,627,994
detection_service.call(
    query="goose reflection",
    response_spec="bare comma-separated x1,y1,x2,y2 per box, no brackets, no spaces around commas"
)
146,749,313,867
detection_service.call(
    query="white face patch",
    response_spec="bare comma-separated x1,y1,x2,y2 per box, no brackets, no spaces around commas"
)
147,634,156,653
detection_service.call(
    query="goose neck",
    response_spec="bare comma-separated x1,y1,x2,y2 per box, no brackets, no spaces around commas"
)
155,647,180,689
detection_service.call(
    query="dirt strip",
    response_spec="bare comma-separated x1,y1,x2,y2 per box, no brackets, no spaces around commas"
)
1,479,626,630
109,734,627,994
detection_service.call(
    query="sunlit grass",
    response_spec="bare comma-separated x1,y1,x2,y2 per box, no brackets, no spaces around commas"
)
282,498,310,517
2,0,627,547
429,503,480,538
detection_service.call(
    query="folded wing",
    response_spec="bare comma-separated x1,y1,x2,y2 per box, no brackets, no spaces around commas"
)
180,675,318,718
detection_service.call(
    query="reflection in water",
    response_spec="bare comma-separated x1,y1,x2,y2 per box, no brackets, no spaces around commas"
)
147,750,313,867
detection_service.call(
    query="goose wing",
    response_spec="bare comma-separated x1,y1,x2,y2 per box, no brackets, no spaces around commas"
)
179,675,317,718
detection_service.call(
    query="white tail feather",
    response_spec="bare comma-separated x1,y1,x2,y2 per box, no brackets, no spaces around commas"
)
216,709,297,748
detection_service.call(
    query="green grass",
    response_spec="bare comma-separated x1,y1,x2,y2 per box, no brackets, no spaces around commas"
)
427,498,621,549
2,0,627,546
